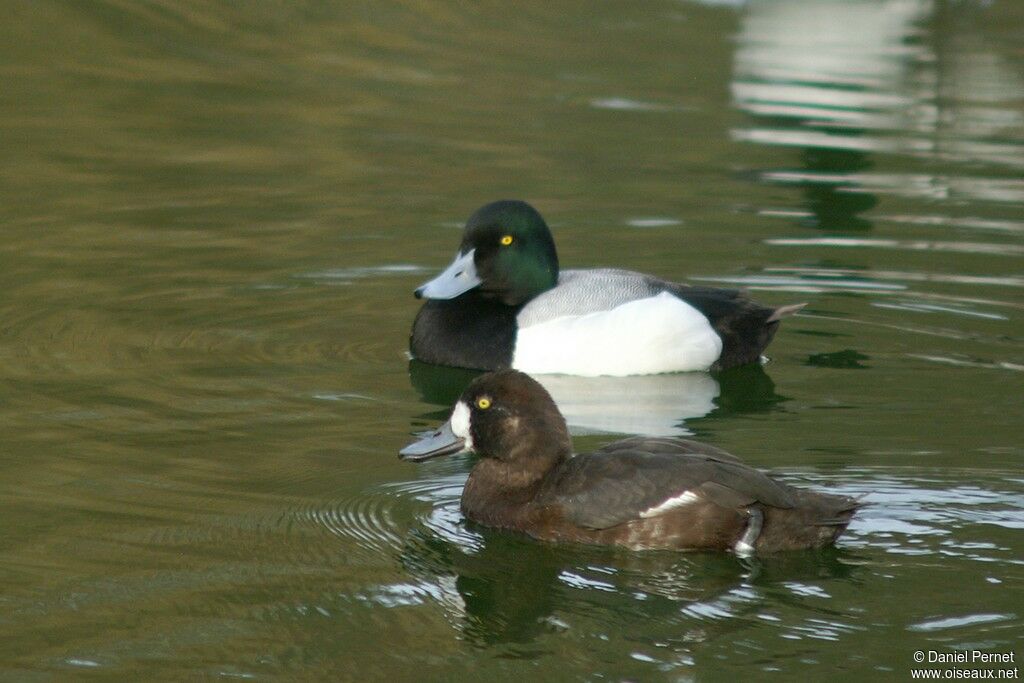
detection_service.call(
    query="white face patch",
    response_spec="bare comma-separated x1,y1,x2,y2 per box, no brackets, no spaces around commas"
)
449,401,474,452
639,490,699,518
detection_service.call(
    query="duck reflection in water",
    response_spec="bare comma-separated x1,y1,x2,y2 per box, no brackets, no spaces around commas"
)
409,360,786,438
398,518,860,647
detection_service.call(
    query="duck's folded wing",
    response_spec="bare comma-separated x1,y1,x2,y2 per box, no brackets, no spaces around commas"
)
662,284,762,321
516,269,663,326
519,269,779,331
541,451,795,530
594,436,743,464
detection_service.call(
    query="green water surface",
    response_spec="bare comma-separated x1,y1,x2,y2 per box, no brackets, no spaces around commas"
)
1,1,1022,680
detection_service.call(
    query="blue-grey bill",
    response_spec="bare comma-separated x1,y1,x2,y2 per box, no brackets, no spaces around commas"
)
414,249,481,299
399,420,466,461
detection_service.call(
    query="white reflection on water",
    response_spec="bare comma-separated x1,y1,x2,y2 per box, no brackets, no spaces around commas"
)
694,274,906,292
730,0,1024,247
875,214,1024,235
731,0,931,135
626,217,684,228
558,571,617,592
759,170,1024,204
589,97,678,112
535,372,719,437
908,613,1016,632
873,302,1008,321
731,0,1024,168
295,264,427,283
765,237,1024,256
732,128,913,154
407,364,721,437
798,470,1024,547
906,354,1024,373
762,267,1024,290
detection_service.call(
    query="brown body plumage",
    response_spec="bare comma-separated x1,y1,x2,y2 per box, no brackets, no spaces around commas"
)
401,370,858,555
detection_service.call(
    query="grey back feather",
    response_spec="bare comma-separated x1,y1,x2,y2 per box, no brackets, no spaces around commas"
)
516,269,667,327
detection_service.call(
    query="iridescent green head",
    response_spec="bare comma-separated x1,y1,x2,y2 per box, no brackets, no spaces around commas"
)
415,200,559,306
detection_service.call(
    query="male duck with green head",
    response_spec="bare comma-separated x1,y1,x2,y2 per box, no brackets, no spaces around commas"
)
410,200,803,377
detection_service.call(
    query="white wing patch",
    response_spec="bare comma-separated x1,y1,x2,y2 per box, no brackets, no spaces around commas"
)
639,490,700,518
512,292,723,376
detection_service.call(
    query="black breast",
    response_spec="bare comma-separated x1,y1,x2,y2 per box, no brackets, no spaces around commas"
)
410,295,519,370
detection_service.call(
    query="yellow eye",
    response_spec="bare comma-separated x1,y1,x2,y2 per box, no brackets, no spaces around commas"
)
500,235,514,246
476,397,491,410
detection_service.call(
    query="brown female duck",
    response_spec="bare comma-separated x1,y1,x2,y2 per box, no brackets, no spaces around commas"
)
400,370,858,555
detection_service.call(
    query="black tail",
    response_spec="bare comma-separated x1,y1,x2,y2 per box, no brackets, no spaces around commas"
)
670,285,807,370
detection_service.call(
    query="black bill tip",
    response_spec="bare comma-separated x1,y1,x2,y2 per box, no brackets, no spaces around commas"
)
399,421,465,462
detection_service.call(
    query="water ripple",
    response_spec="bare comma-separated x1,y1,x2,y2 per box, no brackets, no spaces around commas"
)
908,613,1016,633
789,469,1024,561
872,302,1008,321
293,264,427,284
765,237,1024,257
763,267,1024,291
589,97,682,112
759,171,1024,203
299,487,407,558
906,355,1024,374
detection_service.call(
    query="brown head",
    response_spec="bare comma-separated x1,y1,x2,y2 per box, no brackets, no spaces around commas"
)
399,370,572,473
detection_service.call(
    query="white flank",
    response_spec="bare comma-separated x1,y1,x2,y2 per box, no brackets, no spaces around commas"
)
449,401,474,451
639,490,699,518
512,292,723,376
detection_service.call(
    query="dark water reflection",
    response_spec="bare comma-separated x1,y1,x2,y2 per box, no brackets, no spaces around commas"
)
397,483,862,650
1,0,1023,679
